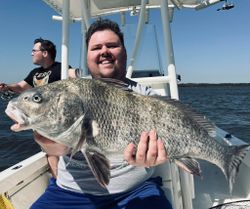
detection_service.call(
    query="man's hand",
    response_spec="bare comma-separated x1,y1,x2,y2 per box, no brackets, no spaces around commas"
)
33,131,70,156
124,130,168,167
0,83,8,92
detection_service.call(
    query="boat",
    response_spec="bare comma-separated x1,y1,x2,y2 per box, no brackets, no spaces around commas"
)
0,0,250,209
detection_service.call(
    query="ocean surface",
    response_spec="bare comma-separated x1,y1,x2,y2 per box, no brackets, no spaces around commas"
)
0,85,250,172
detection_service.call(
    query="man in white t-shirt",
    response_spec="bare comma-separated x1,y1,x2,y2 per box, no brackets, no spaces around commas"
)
31,19,172,209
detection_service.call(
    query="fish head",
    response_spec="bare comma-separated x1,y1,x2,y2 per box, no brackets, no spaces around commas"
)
5,85,86,147
5,89,46,132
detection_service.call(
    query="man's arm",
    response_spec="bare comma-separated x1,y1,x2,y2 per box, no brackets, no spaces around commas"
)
47,155,59,178
33,131,69,178
0,80,32,93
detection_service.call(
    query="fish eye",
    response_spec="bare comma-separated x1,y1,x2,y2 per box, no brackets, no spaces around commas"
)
32,94,42,103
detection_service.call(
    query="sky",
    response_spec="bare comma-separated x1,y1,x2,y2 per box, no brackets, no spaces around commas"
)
0,0,249,84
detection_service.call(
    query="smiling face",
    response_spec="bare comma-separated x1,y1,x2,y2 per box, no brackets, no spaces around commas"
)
87,30,127,80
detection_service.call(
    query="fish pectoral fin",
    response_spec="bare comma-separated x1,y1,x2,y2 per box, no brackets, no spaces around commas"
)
82,148,110,188
174,157,201,176
53,114,85,142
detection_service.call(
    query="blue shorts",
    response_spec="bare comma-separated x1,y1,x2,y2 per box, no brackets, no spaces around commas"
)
30,177,172,209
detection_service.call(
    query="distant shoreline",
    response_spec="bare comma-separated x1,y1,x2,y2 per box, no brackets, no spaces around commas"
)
179,83,250,87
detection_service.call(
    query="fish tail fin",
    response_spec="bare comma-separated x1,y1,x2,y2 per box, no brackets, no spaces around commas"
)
223,144,250,193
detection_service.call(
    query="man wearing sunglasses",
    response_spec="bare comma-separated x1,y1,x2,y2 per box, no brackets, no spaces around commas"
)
0,38,76,93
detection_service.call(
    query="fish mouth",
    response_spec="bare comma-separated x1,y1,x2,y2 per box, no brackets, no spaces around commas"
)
5,103,29,132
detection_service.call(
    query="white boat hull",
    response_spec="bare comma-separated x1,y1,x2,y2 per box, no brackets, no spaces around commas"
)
0,152,50,209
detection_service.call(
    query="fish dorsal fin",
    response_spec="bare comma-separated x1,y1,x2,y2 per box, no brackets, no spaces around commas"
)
95,78,133,92
81,147,110,188
153,97,216,137
150,95,170,100
182,104,216,137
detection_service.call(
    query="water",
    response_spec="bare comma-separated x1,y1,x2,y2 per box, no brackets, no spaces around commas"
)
0,99,40,171
179,85,250,143
0,85,250,172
